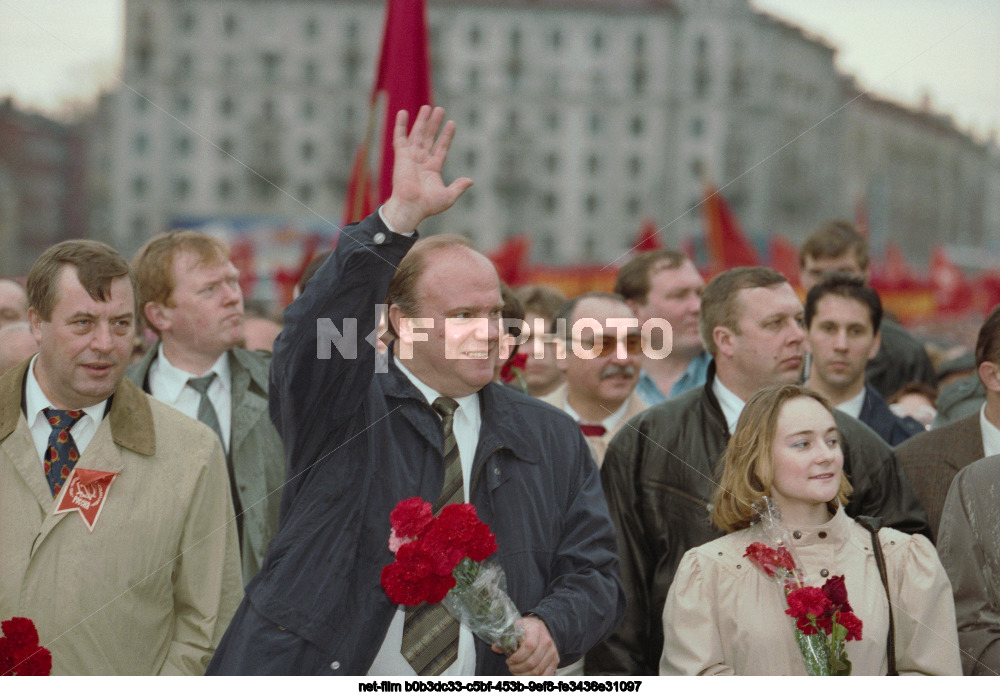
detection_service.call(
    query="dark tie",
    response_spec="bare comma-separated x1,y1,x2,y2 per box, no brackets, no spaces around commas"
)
43,408,85,498
187,374,244,546
401,396,463,675
580,423,607,437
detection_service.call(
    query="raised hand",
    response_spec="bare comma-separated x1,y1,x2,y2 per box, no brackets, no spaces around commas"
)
380,105,474,234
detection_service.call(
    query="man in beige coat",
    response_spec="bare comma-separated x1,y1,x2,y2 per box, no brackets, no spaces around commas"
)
0,241,242,674
540,293,647,467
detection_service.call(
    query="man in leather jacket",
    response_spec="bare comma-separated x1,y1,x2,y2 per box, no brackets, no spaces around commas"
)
586,267,931,675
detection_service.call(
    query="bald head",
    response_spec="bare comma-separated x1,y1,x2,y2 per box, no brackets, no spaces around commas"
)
0,279,28,329
0,322,38,375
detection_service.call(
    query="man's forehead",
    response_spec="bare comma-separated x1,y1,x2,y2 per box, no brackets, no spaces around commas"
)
737,284,801,315
54,267,134,312
572,297,636,325
813,294,872,326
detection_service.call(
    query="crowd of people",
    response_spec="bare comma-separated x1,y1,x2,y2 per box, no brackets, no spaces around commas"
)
1,106,997,676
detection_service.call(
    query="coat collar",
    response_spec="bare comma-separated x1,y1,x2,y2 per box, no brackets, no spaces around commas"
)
1,358,155,456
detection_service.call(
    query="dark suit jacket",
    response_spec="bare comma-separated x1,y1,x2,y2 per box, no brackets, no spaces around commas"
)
895,413,983,542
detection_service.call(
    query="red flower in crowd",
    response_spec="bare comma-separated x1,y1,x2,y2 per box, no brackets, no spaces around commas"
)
785,586,833,621
0,617,52,676
744,542,798,577
838,611,863,641
390,497,434,539
380,540,456,605
821,575,853,613
500,351,528,384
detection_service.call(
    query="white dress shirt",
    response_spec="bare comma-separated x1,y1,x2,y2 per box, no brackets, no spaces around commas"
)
712,376,747,434
562,396,630,434
147,344,232,452
367,359,481,676
980,403,1000,458
25,355,108,465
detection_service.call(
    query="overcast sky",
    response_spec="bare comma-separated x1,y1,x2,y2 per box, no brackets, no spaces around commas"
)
0,0,997,141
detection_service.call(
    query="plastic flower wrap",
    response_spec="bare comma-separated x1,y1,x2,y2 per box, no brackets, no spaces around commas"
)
0,617,52,676
744,498,862,676
381,498,525,655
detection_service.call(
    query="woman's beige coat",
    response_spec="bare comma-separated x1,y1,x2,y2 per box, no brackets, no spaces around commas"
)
660,507,961,675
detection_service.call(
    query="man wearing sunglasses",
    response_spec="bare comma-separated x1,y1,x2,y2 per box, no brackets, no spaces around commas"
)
540,293,647,467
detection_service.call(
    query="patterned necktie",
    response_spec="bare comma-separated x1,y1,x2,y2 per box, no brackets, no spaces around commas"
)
579,423,607,437
187,374,244,546
43,408,85,498
401,397,463,675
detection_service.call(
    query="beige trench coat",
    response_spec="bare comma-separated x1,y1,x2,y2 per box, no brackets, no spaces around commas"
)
660,507,961,675
0,361,243,675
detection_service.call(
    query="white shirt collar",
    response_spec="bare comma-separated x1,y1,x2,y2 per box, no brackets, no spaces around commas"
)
834,387,866,420
712,375,746,434
153,343,231,400
394,358,479,422
980,402,1000,458
24,354,108,426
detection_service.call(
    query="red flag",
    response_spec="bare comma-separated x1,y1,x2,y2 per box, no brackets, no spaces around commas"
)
768,234,801,288
342,144,376,225
633,219,664,252
487,235,531,286
372,0,433,203
343,0,432,222
702,183,761,273
229,238,257,300
930,245,974,316
875,242,917,290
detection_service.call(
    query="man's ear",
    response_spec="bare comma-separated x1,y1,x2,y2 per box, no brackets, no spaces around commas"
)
868,331,882,361
389,304,409,344
27,307,43,343
713,325,736,358
143,301,172,334
979,361,1000,393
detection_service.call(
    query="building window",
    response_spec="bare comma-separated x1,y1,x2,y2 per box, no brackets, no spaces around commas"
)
262,100,276,120
135,94,148,112
219,137,235,158
298,184,314,203
634,33,646,56
136,45,153,76
174,177,190,199
130,216,147,240
218,179,233,201
221,55,236,78
690,158,704,178
587,154,600,176
179,11,195,33
133,133,148,154
545,153,560,174
506,110,518,132
510,28,521,50
542,192,558,213
220,96,234,117
176,53,193,76
630,116,645,137
694,36,710,97
302,100,316,120
346,20,358,41
585,194,600,215
546,111,559,130
691,118,704,136
305,17,319,39
175,136,192,156
469,25,481,46
627,197,641,216
592,31,604,52
462,190,476,209
632,67,647,95
550,29,561,49
468,108,479,128
174,94,191,115
304,61,318,84
262,52,281,80
468,68,479,90
465,150,477,169
629,155,642,177
223,14,237,37
301,141,316,161
132,176,148,198
589,113,602,134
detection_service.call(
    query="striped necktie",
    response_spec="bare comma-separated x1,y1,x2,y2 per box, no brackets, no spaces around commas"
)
401,396,464,674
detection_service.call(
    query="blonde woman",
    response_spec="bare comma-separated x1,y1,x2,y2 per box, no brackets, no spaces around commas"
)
659,384,960,675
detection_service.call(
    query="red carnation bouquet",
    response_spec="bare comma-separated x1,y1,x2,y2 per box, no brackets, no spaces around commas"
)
381,498,524,655
743,499,862,676
499,351,528,393
0,617,52,676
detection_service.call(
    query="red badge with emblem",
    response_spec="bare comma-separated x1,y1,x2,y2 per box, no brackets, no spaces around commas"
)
52,468,118,532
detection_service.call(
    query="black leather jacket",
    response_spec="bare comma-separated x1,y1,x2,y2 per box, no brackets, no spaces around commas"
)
586,363,931,675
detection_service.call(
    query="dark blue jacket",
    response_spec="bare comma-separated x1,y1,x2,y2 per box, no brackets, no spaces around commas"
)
212,213,624,675
858,384,925,446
